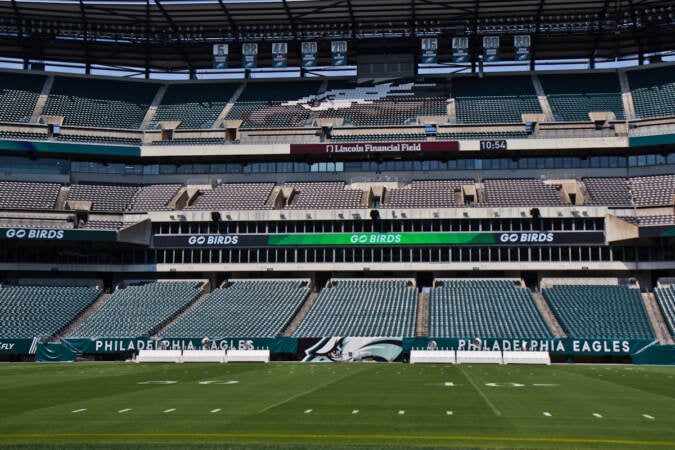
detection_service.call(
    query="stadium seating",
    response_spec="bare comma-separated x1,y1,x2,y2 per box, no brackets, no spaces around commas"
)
69,281,202,338
0,181,61,210
429,279,553,338
385,179,472,208
654,285,675,338
285,182,363,209
42,77,159,129
312,81,448,126
293,279,417,337
330,132,426,142
0,72,45,123
0,285,101,338
66,183,139,212
629,174,675,207
149,137,226,145
540,73,625,121
0,130,48,141
55,134,142,146
128,184,181,212
436,130,528,140
453,75,541,124
542,285,654,339
185,183,274,210
482,178,564,207
582,177,632,207
161,280,309,337
153,82,239,129
627,65,675,119
226,81,321,128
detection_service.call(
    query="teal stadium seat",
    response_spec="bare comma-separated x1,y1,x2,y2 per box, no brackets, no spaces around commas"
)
627,65,675,119
43,77,159,129
69,281,202,338
293,279,417,337
0,285,101,338
540,73,625,121
429,279,553,338
161,280,309,338
153,83,239,129
542,285,654,339
453,75,541,124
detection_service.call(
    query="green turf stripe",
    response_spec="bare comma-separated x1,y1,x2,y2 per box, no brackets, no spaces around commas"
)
1,433,673,447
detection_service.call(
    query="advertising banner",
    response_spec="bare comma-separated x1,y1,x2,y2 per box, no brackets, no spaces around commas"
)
62,337,297,354
403,338,656,355
299,337,403,362
0,228,117,242
153,231,606,249
290,141,459,154
0,338,37,354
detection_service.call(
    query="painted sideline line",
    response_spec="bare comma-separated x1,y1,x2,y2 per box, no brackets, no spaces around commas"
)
1,432,673,447
117,408,131,413
71,409,86,413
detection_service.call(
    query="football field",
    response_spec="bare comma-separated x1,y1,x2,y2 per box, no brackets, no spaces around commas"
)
0,362,674,449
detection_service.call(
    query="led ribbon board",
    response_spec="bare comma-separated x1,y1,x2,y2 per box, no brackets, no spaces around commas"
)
152,231,605,248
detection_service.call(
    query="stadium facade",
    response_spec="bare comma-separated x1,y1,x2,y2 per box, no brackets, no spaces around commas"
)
0,0,673,364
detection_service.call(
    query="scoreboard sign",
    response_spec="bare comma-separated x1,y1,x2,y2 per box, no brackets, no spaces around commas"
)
290,141,459,155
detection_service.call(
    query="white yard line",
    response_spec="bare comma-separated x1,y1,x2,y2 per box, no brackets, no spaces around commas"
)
71,408,87,413
592,413,603,418
643,414,655,420
210,408,221,413
304,409,313,414
117,408,132,413
163,408,176,413
458,366,502,416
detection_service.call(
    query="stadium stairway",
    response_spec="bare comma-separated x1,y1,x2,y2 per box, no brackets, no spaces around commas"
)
152,283,212,337
54,186,70,210
415,290,429,337
281,290,319,336
55,292,110,340
532,291,567,338
642,292,675,344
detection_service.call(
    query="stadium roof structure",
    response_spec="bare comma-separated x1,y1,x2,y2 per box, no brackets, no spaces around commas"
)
0,0,672,75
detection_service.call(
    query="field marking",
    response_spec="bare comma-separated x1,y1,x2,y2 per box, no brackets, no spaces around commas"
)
2,432,673,447
117,408,131,413
257,367,368,414
643,414,655,420
210,409,221,413
458,366,502,416
71,409,86,414
592,413,603,418
351,410,359,415
533,383,559,387
398,410,405,415
444,382,456,387
543,412,552,417
446,410,453,415
137,380,177,385
304,409,313,414
163,408,176,413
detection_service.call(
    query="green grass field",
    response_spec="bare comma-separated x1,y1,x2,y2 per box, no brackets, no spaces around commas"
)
0,362,674,449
